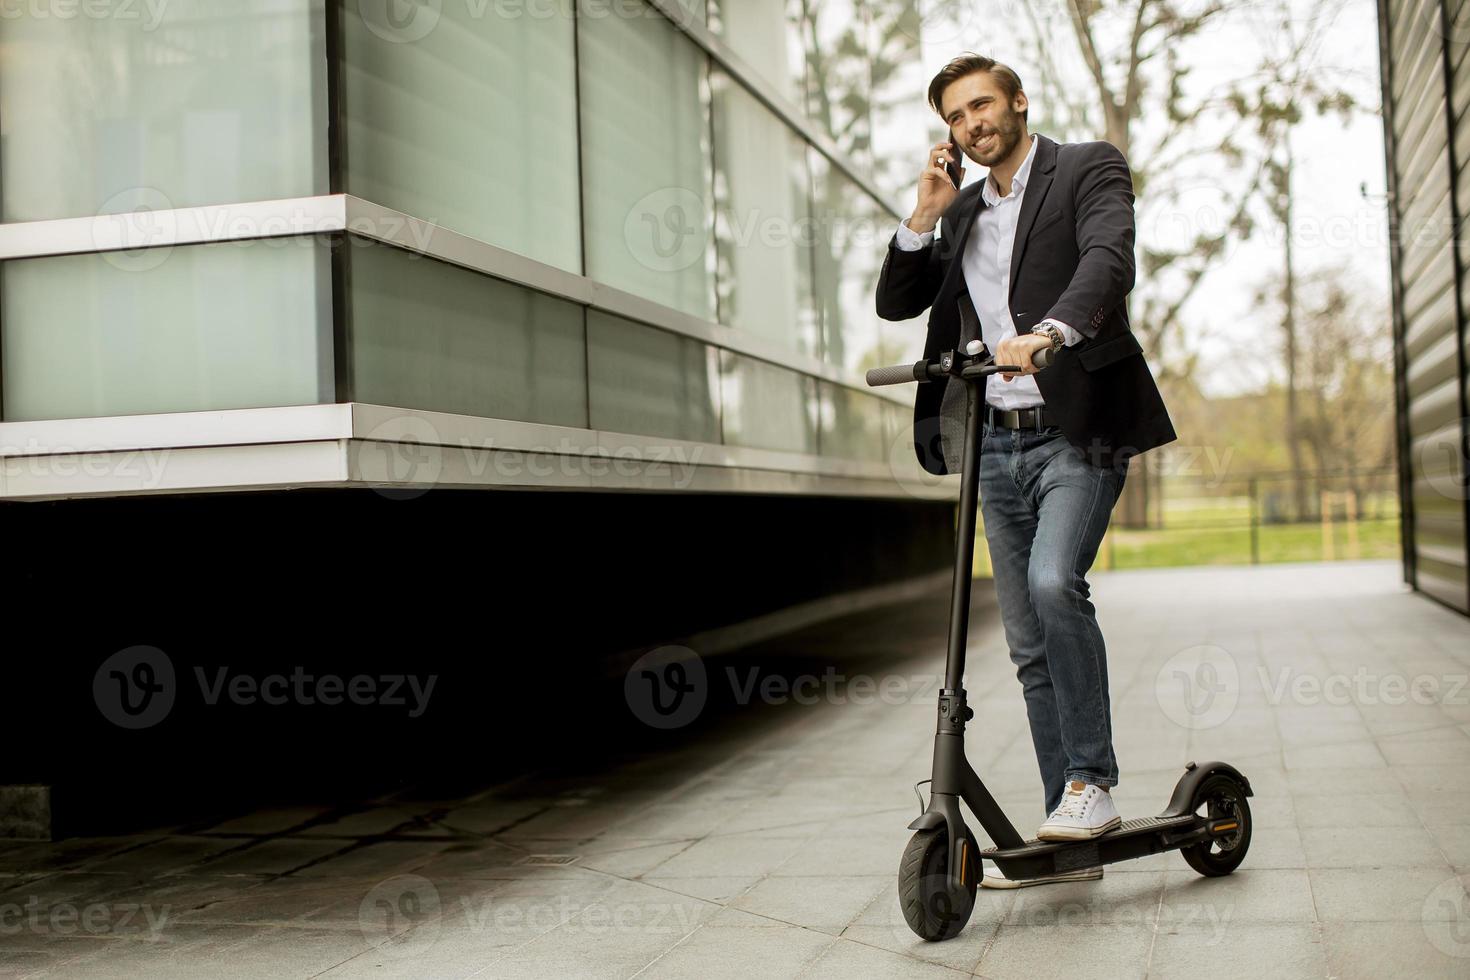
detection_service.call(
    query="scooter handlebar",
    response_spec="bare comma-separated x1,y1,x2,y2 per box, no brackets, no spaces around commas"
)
864,346,1054,388
865,362,927,387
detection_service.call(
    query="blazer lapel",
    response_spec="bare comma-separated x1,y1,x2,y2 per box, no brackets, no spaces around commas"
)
935,184,985,307
1008,133,1057,300
942,183,986,263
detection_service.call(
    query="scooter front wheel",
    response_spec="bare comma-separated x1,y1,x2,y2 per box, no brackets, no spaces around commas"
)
898,826,979,941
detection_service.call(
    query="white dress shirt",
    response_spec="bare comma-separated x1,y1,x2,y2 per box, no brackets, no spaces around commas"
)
894,134,1079,410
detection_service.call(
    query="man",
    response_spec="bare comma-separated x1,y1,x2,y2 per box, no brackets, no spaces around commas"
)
874,54,1176,888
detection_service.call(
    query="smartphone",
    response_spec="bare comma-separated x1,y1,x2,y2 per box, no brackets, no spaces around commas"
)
944,140,963,190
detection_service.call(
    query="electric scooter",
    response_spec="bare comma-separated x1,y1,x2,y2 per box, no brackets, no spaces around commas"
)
866,340,1253,942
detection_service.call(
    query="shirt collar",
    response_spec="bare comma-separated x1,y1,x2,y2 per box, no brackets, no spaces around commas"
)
981,134,1037,206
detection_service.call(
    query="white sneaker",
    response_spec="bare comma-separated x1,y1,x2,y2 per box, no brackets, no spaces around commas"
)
981,865,1103,889
1036,780,1122,841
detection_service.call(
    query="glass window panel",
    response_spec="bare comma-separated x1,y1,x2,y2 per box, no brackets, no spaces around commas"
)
707,0,804,103
864,0,929,204
880,397,907,456
0,0,324,222
711,70,820,359
341,0,581,273
665,0,706,25
586,310,720,443
718,350,818,454
578,1,716,321
348,241,586,427
799,0,874,170
1,238,330,421
819,381,886,462
808,149,900,376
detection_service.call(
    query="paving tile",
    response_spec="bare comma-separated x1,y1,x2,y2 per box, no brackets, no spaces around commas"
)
1375,727,1470,766
575,839,694,878
0,838,143,876
438,877,718,980
189,838,353,877
1308,867,1465,921
1147,922,1327,980
1282,739,1387,770
636,875,760,903
193,807,332,835
637,915,833,979
977,923,1153,980
1300,825,1448,868
1002,871,1164,927
731,875,889,936
288,840,452,880
643,834,807,879
837,923,991,975
1406,789,1470,826
1426,823,1470,870
806,936,972,978
394,840,584,880
1291,790,1421,828
1161,868,1315,923
74,836,244,876
1320,920,1470,979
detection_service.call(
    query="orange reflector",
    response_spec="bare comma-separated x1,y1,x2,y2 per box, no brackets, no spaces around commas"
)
1213,821,1238,832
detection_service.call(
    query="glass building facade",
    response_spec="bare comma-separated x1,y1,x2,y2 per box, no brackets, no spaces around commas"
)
0,0,934,494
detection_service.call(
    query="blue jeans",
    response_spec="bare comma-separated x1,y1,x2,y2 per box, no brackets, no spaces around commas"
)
977,421,1127,817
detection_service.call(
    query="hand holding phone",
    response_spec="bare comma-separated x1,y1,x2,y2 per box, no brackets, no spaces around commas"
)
907,139,965,235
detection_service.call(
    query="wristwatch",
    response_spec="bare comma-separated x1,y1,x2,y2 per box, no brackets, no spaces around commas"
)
1030,321,1064,352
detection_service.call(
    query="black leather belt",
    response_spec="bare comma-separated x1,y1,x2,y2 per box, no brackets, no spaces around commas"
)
985,404,1058,430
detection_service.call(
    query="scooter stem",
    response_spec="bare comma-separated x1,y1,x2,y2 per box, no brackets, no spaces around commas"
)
944,375,985,692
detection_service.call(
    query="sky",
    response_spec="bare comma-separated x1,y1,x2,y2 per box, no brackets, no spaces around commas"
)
903,0,1391,397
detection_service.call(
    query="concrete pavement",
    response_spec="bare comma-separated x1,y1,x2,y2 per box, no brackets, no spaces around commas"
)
1,559,1467,978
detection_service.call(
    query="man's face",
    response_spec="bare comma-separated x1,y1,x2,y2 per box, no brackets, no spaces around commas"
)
940,72,1027,168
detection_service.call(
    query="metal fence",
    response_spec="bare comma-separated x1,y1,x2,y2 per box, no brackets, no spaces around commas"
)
1099,467,1402,569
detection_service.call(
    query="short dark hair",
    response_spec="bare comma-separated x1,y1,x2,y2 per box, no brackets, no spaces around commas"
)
927,53,1027,124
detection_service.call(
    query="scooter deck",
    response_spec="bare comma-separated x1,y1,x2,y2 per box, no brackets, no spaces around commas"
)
980,814,1198,878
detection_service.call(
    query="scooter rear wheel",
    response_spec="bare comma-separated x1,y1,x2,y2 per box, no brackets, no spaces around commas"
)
898,825,979,941
1180,773,1252,877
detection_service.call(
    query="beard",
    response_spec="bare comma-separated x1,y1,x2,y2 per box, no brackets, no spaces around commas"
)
962,109,1024,167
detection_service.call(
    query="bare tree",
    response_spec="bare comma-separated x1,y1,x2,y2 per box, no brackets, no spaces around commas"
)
923,0,1360,526
1285,264,1396,512
1233,0,1360,518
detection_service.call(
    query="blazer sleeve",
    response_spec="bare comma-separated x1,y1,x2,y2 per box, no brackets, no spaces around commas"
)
875,223,947,321
1043,141,1136,339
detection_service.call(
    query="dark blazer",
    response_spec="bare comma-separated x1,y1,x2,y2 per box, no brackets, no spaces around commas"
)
874,133,1176,474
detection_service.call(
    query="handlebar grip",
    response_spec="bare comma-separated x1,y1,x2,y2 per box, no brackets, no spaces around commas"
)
866,362,924,387
1032,346,1055,370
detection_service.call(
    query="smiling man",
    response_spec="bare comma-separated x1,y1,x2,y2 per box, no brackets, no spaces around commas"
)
875,54,1176,888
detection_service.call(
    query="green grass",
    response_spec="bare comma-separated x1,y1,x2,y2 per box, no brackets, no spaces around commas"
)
1101,519,1401,569
972,518,1401,576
